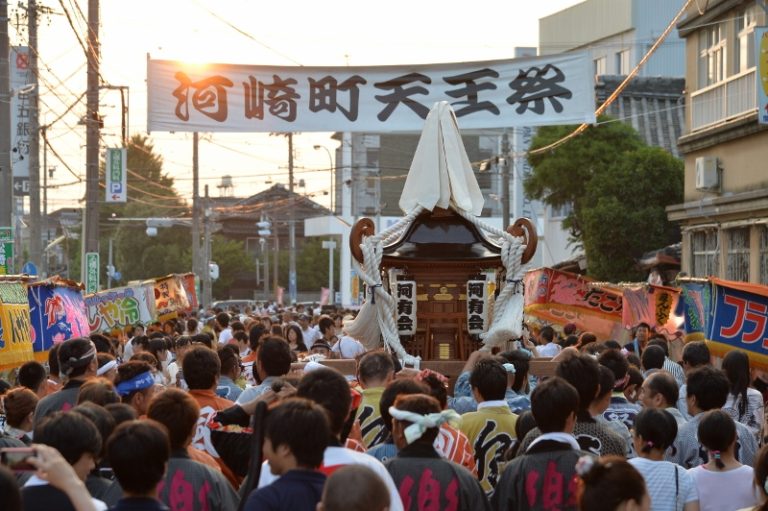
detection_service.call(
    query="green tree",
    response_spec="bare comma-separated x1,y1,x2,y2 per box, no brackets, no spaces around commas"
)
211,235,256,299
581,146,683,281
104,134,191,285
525,119,683,281
525,117,644,241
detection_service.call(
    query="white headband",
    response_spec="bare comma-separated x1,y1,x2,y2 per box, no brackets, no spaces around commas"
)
389,406,461,444
503,363,516,374
96,360,118,376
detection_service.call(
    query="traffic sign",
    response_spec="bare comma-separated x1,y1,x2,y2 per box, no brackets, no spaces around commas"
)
85,252,100,294
21,261,38,275
13,177,29,196
105,148,127,203
0,227,13,275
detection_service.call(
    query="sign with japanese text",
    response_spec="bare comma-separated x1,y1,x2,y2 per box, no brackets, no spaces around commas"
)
147,53,595,132
85,252,99,294
180,273,198,312
0,228,13,275
151,274,191,321
28,280,90,360
105,148,127,202
10,47,31,194
757,28,768,125
85,283,156,333
0,281,34,370
524,267,626,340
467,280,488,335
706,278,768,368
395,281,416,335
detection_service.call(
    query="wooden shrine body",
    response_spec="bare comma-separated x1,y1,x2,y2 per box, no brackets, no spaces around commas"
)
350,207,537,361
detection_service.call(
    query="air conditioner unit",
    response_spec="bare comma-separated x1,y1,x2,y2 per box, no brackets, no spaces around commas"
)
695,156,721,192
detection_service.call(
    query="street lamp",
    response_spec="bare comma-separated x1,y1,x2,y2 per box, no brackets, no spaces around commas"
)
314,145,334,213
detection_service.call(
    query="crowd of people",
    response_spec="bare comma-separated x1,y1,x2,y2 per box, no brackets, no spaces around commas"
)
1,308,768,511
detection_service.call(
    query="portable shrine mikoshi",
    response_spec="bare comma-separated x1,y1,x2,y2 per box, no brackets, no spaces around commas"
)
344,102,538,365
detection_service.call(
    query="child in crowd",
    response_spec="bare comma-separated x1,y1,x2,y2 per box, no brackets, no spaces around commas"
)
688,410,760,511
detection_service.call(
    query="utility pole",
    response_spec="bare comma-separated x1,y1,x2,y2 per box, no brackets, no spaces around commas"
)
42,126,49,275
501,131,511,229
202,184,212,309
287,133,297,304
192,132,201,295
82,0,100,276
28,0,41,271
0,0,13,230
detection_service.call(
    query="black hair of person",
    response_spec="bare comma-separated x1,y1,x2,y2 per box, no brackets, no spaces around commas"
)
318,316,335,336
603,340,622,351
682,341,710,367
391,394,442,445
107,420,170,495
752,445,768,511
634,408,677,454
498,350,531,392
596,365,615,399
248,324,267,351
48,343,61,379
71,402,116,459
698,410,737,469
34,411,102,465
58,337,96,379
182,346,220,390
265,398,330,468
647,339,669,357
687,366,730,411
530,376,579,433
469,358,507,401
721,350,751,420
257,337,292,377
17,361,47,394
296,368,351,437
379,378,430,432
539,326,555,343
357,351,395,385
556,354,600,420
578,456,647,511
641,345,666,371
645,371,679,406
598,349,629,387
0,465,21,511
147,387,200,451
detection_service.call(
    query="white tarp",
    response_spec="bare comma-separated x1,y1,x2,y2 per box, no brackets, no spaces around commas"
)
147,53,595,133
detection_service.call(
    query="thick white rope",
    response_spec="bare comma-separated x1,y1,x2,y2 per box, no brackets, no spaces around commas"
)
345,207,424,366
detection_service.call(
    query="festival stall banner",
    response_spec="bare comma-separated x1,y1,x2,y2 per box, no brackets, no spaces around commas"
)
621,284,683,336
466,280,489,335
147,52,596,133
85,284,156,333
395,281,417,336
27,279,90,361
0,281,34,369
524,267,625,340
180,273,198,312
675,280,712,341
705,278,768,369
151,274,191,321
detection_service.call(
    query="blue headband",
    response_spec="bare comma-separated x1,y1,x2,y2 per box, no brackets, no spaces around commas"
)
115,371,155,396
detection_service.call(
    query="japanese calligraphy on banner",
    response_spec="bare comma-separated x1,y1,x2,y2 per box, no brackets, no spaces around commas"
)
395,281,416,335
28,280,90,360
147,53,595,133
524,267,625,340
757,28,768,125
467,280,488,335
151,275,191,321
621,285,683,336
706,278,768,368
0,281,34,370
85,284,156,333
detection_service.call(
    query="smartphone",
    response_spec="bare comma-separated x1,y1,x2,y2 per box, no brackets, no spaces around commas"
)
0,447,37,472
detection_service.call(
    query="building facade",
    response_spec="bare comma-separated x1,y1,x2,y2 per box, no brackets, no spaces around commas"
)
666,0,768,284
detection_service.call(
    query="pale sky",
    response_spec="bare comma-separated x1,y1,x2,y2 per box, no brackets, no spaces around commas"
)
10,0,582,211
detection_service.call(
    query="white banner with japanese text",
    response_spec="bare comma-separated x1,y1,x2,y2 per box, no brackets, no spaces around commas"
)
395,281,417,336
467,280,489,335
10,47,31,195
147,53,595,133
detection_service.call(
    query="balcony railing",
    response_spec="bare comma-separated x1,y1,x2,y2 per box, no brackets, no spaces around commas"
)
690,68,757,132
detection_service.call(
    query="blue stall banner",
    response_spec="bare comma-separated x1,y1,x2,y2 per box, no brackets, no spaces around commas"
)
676,280,712,339
707,278,768,367
28,282,90,356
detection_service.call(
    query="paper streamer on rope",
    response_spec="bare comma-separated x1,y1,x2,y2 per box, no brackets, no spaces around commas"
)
466,280,488,335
